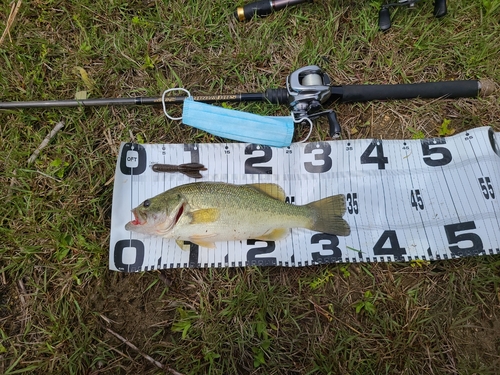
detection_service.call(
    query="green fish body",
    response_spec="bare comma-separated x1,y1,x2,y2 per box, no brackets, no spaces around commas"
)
125,182,350,249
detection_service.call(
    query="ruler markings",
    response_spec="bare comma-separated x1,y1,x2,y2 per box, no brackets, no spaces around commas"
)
404,141,432,258
109,127,500,271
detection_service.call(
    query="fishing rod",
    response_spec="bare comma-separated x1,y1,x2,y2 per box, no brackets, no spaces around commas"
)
0,65,494,139
234,0,313,21
234,0,448,32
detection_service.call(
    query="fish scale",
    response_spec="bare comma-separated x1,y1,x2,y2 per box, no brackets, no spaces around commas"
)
125,182,350,249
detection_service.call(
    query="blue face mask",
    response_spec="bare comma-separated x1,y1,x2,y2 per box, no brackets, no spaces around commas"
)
162,90,294,147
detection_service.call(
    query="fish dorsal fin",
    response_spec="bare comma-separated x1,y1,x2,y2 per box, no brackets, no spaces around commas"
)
245,183,286,201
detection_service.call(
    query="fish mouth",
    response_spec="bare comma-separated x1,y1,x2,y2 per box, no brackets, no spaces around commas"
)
126,209,146,229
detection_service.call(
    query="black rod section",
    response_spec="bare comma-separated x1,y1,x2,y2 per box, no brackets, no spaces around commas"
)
338,80,486,103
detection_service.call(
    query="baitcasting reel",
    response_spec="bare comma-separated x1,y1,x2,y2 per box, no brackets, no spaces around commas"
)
286,65,341,137
379,0,447,31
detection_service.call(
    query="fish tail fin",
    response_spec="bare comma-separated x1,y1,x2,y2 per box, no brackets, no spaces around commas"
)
305,194,351,236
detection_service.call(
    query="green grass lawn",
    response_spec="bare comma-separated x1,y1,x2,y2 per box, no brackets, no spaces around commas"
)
1,0,499,374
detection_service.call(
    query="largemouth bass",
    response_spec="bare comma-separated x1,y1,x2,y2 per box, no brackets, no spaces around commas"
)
125,182,350,249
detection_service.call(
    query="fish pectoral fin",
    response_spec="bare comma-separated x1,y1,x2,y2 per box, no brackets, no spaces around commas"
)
189,234,217,249
245,183,286,201
190,208,220,224
175,240,190,251
254,228,289,242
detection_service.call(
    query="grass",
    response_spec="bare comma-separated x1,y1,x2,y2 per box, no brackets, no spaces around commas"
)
1,0,500,374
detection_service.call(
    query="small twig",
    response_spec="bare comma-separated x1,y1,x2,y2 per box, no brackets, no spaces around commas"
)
0,0,23,46
16,278,29,334
16,279,27,305
104,326,184,375
27,121,64,164
7,168,17,200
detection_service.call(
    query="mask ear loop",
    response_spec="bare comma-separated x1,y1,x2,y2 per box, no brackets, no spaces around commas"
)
161,88,192,121
294,115,314,143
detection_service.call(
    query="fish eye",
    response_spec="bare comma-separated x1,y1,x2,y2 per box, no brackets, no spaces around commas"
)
143,200,151,208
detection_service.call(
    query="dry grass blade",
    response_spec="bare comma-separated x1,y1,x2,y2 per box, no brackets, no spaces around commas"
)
0,0,22,45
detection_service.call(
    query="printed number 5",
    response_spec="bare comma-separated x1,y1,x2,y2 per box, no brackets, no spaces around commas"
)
478,177,495,199
444,221,483,256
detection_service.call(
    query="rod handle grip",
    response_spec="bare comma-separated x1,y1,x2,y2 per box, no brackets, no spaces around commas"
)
339,80,490,103
235,1,273,21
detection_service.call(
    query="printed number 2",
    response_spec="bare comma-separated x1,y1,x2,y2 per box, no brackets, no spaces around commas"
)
478,177,495,199
244,145,273,174
410,189,424,210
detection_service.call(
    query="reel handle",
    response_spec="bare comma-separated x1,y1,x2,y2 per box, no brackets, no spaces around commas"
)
434,0,447,17
327,111,341,138
378,7,391,31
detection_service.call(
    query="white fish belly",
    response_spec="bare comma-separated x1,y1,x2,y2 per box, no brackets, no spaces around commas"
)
169,211,308,242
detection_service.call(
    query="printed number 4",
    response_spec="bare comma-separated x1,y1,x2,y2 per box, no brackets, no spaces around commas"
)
360,140,388,170
478,177,495,199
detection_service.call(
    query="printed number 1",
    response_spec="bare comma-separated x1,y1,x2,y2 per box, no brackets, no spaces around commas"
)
478,177,495,199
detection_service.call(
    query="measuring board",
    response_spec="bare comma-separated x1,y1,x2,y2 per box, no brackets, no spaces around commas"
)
109,126,500,272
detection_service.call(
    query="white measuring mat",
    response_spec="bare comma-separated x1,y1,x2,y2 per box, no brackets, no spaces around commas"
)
109,126,500,272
